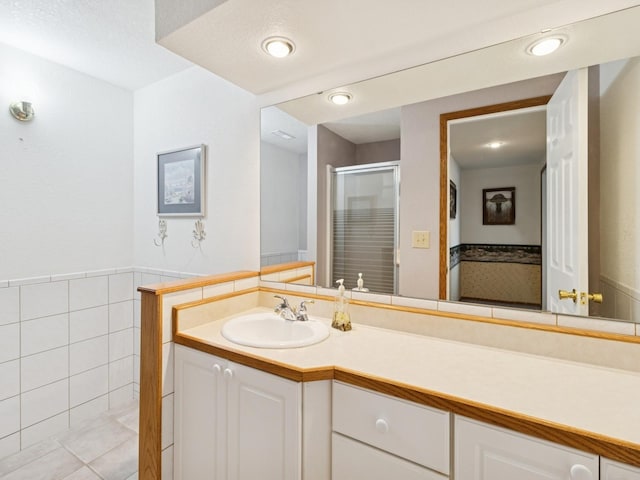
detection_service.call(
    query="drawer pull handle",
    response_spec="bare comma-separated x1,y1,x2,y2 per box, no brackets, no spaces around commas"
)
570,464,592,480
212,364,221,374
223,368,234,380
375,418,389,433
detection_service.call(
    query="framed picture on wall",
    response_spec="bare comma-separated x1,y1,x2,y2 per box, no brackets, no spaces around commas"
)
483,187,515,225
157,145,206,217
449,180,457,219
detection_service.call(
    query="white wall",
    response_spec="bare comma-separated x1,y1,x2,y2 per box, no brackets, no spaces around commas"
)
0,42,134,280
133,66,260,275
260,141,304,263
460,163,541,245
400,74,562,299
0,42,137,459
599,57,640,321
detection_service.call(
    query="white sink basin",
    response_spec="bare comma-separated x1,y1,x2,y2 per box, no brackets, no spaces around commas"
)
221,312,330,349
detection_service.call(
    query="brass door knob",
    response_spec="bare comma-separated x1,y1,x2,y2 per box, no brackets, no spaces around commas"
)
581,292,603,304
558,289,578,303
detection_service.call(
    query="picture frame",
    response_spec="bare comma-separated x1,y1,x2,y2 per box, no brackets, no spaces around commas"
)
157,145,206,217
449,180,457,219
482,187,515,225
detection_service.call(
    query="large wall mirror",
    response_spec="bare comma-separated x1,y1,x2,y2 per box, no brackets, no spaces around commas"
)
260,6,640,325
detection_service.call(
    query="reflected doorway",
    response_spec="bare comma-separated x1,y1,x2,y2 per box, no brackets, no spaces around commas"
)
441,97,551,309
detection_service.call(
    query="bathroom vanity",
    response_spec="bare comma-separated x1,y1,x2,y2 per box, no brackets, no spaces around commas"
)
169,293,640,480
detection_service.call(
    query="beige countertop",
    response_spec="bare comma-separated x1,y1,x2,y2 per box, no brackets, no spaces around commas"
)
176,306,640,466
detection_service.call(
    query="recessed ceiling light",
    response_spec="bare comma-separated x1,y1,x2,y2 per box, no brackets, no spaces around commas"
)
527,36,566,56
328,92,352,105
262,37,295,58
487,141,504,149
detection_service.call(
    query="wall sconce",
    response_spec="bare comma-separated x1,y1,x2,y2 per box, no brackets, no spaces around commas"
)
9,101,35,122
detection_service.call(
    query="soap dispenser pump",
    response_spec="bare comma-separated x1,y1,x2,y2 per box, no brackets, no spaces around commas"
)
332,279,352,331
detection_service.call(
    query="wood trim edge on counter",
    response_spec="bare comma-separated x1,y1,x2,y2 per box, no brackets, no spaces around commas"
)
260,261,315,276
333,368,640,467
173,332,640,468
138,291,162,480
139,278,639,479
174,333,334,382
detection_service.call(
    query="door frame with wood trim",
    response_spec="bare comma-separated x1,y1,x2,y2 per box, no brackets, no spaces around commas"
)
438,96,552,300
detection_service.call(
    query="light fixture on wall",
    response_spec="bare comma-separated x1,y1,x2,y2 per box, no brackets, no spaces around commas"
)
328,92,352,105
262,36,295,58
9,101,35,122
527,35,566,56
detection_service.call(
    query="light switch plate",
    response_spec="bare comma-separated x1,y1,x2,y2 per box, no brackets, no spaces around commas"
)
412,231,430,248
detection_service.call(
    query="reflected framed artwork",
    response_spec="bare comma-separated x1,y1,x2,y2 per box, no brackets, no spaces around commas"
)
483,187,515,225
157,145,206,217
449,180,457,219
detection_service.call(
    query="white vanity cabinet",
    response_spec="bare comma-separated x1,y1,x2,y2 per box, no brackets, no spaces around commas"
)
331,381,450,479
455,416,599,480
174,344,302,480
601,458,640,479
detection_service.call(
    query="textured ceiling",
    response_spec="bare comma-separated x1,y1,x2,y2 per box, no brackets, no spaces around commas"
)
2,0,639,96
158,0,640,96
0,0,192,90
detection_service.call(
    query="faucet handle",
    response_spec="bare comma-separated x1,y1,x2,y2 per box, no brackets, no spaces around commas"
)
274,295,290,306
296,299,314,321
298,299,314,312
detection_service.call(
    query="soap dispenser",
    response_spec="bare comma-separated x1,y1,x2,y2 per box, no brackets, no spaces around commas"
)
353,273,369,292
332,279,352,331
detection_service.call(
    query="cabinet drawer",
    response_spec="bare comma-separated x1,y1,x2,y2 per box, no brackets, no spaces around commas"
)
332,433,447,480
332,381,450,474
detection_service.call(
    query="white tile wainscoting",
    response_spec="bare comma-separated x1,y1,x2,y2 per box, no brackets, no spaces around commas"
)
0,267,199,461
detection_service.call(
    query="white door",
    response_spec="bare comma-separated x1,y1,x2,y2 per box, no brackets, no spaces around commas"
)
174,345,227,480
455,416,598,480
226,362,302,480
546,68,590,315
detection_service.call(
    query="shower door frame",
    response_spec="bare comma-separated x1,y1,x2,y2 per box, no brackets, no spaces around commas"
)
326,161,400,294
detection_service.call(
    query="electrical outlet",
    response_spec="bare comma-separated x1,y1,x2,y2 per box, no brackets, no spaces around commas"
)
412,230,430,248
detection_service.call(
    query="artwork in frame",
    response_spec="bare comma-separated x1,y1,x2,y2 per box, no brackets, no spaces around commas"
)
482,187,515,225
449,180,457,219
157,145,206,217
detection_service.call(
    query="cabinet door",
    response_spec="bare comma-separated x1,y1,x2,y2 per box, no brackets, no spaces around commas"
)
174,345,227,480
602,458,640,479
455,416,598,480
226,362,302,480
332,433,447,480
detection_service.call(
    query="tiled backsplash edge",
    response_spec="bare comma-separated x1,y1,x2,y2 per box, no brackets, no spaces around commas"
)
260,280,640,338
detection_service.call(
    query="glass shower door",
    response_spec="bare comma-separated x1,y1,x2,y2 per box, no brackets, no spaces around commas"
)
330,162,399,294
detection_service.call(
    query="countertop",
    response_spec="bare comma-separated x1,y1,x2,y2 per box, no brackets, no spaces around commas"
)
175,307,640,466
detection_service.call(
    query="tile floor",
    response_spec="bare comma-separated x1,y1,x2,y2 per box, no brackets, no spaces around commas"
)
0,401,139,480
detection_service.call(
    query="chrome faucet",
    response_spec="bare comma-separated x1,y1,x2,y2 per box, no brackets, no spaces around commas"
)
274,295,314,321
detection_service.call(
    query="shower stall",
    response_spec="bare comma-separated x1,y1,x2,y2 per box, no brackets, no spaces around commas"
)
328,161,400,294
